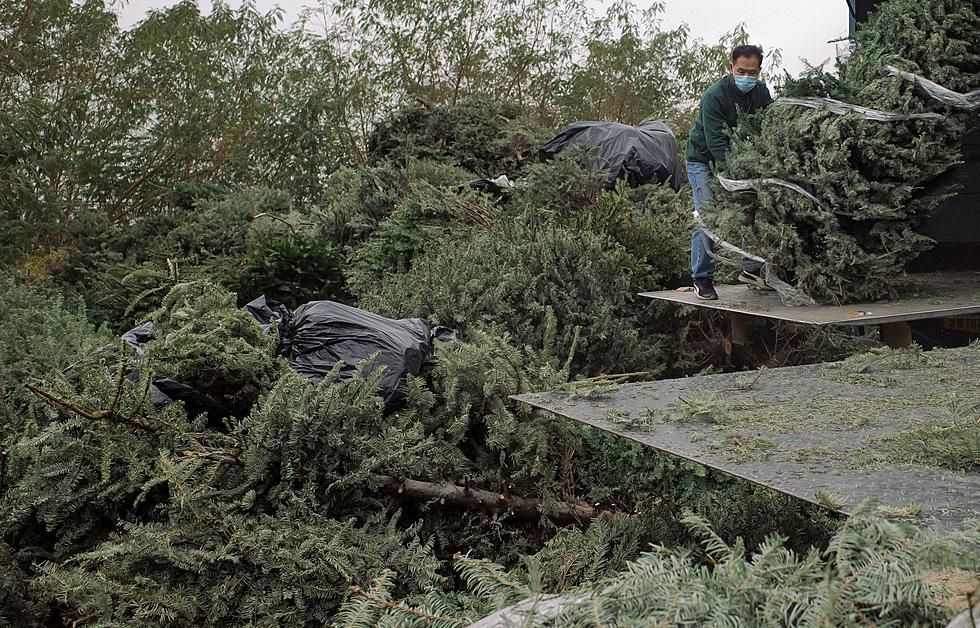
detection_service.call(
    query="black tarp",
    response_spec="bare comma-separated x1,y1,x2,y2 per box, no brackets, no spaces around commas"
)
539,120,682,190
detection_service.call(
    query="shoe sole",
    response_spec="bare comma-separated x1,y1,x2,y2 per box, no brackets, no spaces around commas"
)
695,291,718,301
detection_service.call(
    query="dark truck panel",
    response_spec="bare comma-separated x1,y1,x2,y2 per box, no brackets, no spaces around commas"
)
911,127,980,272
848,0,979,272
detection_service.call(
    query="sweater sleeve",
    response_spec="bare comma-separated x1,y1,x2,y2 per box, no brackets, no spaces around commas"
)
701,93,730,168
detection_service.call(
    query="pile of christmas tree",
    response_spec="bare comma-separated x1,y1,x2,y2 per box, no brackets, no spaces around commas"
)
709,0,979,304
339,503,980,626
4,0,980,624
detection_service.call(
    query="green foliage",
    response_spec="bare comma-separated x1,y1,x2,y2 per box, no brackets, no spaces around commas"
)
522,515,645,592
31,508,442,627
3,361,440,624
313,160,475,251
333,0,758,140
508,148,607,221
347,183,494,296
0,277,109,436
342,503,979,626
46,186,300,329
551,2,775,134
0,348,199,625
877,415,980,472
367,100,551,177
1,323,588,624
6,0,973,624
512,505,979,626
360,157,691,377
712,104,958,302
843,0,980,92
170,187,292,259
0,0,341,248
0,540,41,626
399,326,576,492
576,430,840,552
236,233,348,309
0,0,750,271
0,279,110,623
0,285,596,624
144,282,285,417
361,219,643,375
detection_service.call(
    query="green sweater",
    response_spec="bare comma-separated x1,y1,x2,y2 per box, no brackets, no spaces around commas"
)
685,74,773,169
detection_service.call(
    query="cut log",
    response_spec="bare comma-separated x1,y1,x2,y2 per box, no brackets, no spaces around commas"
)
372,474,607,526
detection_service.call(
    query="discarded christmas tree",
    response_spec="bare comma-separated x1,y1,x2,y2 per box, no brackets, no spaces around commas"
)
338,503,980,627
708,0,979,304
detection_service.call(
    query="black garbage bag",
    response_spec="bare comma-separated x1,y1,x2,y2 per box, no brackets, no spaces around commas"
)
465,174,514,196
539,119,682,190
245,296,455,408
243,294,291,334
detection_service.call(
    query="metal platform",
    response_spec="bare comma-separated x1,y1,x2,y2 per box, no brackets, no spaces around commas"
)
512,344,980,528
641,271,980,348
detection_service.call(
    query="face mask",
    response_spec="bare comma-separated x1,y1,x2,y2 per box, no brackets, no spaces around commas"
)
733,74,758,93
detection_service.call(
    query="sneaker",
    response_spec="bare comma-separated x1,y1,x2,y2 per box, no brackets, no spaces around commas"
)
738,271,774,291
693,277,718,300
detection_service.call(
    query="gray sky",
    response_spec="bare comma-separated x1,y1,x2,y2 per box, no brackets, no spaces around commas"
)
113,0,849,79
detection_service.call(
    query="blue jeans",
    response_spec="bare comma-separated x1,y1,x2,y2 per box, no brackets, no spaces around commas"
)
687,160,715,280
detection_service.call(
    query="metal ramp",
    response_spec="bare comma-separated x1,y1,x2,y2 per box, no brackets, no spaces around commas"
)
512,344,980,528
640,271,980,348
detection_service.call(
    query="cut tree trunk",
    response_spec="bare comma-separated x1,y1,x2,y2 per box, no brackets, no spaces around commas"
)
372,474,608,526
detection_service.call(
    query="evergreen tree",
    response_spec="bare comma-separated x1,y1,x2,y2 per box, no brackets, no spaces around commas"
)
338,503,980,627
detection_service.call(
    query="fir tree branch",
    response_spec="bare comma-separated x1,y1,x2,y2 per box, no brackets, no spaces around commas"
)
108,356,127,418
346,586,468,626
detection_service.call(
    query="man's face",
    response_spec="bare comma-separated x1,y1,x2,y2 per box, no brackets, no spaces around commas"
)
730,55,762,78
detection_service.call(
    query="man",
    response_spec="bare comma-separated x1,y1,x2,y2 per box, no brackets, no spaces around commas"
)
686,44,773,300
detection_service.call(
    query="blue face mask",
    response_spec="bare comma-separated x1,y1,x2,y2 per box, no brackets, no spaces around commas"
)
733,74,758,93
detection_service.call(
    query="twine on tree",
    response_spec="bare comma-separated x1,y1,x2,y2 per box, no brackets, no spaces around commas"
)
770,96,945,121
883,65,980,111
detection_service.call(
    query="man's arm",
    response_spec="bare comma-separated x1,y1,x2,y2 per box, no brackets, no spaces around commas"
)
701,94,730,168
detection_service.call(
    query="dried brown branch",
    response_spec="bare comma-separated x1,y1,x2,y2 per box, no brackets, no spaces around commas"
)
252,212,297,235
373,474,610,526
23,382,155,432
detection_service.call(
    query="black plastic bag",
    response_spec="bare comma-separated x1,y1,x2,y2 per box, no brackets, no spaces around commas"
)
243,295,291,334
465,174,514,196
539,119,681,190
245,296,454,408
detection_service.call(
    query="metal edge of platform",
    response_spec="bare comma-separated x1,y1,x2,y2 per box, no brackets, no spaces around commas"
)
511,390,980,527
638,289,980,327
510,392,856,516
509,345,980,526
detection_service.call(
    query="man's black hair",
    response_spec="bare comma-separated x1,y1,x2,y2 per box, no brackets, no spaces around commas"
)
731,44,764,65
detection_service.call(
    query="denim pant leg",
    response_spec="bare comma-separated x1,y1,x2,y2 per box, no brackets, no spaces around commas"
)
686,160,715,280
